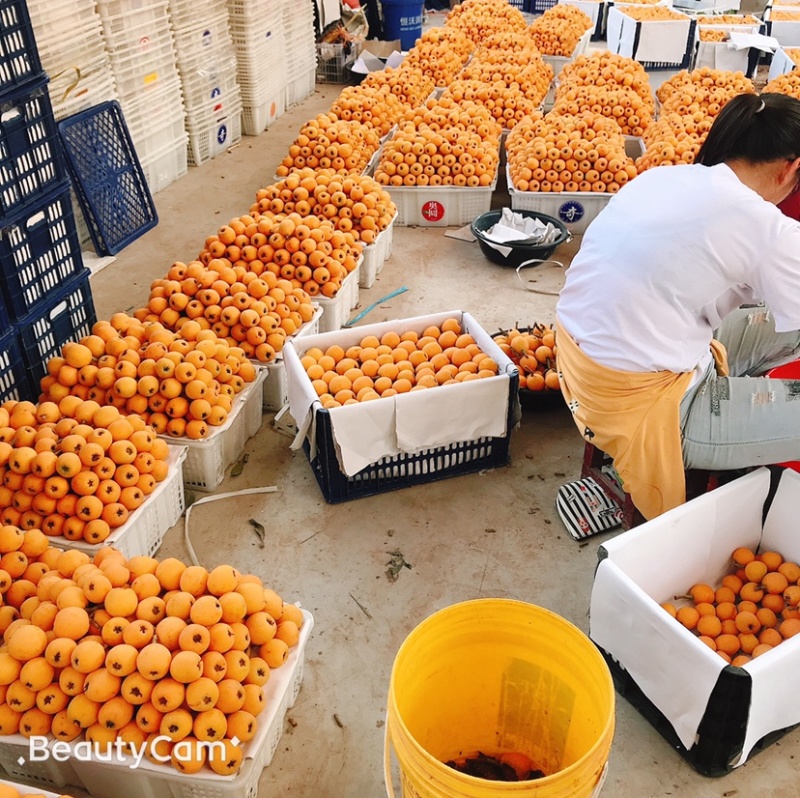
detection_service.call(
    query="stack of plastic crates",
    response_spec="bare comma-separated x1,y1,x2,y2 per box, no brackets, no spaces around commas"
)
0,0,97,402
97,0,188,194
227,0,288,136
169,0,242,165
27,0,119,251
283,0,317,105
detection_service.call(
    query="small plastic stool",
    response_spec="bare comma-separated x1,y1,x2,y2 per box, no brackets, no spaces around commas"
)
580,442,718,530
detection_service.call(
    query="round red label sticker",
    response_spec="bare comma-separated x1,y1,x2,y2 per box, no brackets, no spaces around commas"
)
421,200,444,222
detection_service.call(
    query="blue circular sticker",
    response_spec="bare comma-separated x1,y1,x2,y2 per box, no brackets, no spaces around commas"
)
559,200,585,225
217,124,228,145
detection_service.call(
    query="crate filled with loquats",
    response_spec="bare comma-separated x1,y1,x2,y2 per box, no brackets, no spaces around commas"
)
606,5,696,69
590,466,800,776
0,541,313,798
284,311,520,502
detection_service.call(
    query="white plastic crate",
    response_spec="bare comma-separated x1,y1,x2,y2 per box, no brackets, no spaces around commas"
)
159,366,266,491
9,610,313,798
170,0,228,26
177,50,239,111
769,45,800,79
172,9,232,55
28,0,101,41
109,32,180,96
387,168,499,228
765,11,800,47
33,16,107,68
359,213,397,289
315,261,361,334
140,133,189,194
261,305,322,411
507,165,612,235
606,6,695,68
541,27,592,77
284,67,316,108
187,103,241,165
241,88,286,136
50,56,119,121
0,735,82,792
47,445,187,559
100,3,172,48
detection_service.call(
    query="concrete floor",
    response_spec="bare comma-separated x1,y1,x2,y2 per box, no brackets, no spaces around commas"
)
88,77,800,798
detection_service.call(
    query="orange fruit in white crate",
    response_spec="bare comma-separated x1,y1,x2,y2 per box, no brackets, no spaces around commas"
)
374,115,501,188
663,546,800,664
277,115,381,177
784,48,800,69
359,67,436,114
699,29,730,42
619,5,688,20
528,6,593,58
458,50,554,111
764,71,800,100
190,212,360,308
300,318,500,408
442,80,546,130
555,51,655,135
506,111,638,193
401,28,473,88
694,14,760,25
252,170,397,248
0,398,169,542
40,314,256,439
328,84,405,139
493,325,560,394
0,541,304,775
445,0,528,45
0,788,77,798
767,9,800,19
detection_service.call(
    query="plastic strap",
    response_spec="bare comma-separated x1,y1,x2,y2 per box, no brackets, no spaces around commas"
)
344,285,408,328
515,258,566,296
50,66,82,103
183,486,279,567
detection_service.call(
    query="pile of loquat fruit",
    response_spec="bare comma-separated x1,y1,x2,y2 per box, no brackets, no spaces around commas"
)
40,315,257,440
0,538,303,775
0,398,169,544
492,325,560,394
662,547,800,666
445,0,528,46
528,5,593,58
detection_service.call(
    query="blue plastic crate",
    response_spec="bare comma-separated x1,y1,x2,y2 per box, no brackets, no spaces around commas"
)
16,268,96,398
0,328,27,403
0,180,85,322
57,101,158,256
0,75,66,223
0,0,43,98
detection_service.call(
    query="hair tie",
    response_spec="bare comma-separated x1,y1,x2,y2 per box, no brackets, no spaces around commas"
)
756,98,766,113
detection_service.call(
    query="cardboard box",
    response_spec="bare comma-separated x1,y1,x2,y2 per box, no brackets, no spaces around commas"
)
590,467,800,775
284,310,520,502
606,6,696,67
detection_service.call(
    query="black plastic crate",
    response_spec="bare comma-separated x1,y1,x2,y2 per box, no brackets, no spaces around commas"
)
57,101,158,256
530,0,558,11
598,645,800,776
0,0,42,98
0,180,84,322
303,373,519,503
0,328,26,404
16,267,96,398
0,75,66,223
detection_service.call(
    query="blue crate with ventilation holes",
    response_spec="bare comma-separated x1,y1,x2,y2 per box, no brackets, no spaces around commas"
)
57,101,158,256
0,0,43,97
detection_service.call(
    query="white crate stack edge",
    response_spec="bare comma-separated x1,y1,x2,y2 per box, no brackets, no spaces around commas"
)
227,0,288,136
27,0,120,250
97,0,188,194
281,0,316,107
169,0,243,165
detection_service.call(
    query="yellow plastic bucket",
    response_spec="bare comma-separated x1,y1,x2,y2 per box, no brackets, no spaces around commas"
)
385,599,614,798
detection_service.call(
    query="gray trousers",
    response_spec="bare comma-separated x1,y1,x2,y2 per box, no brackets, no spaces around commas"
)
680,306,800,470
